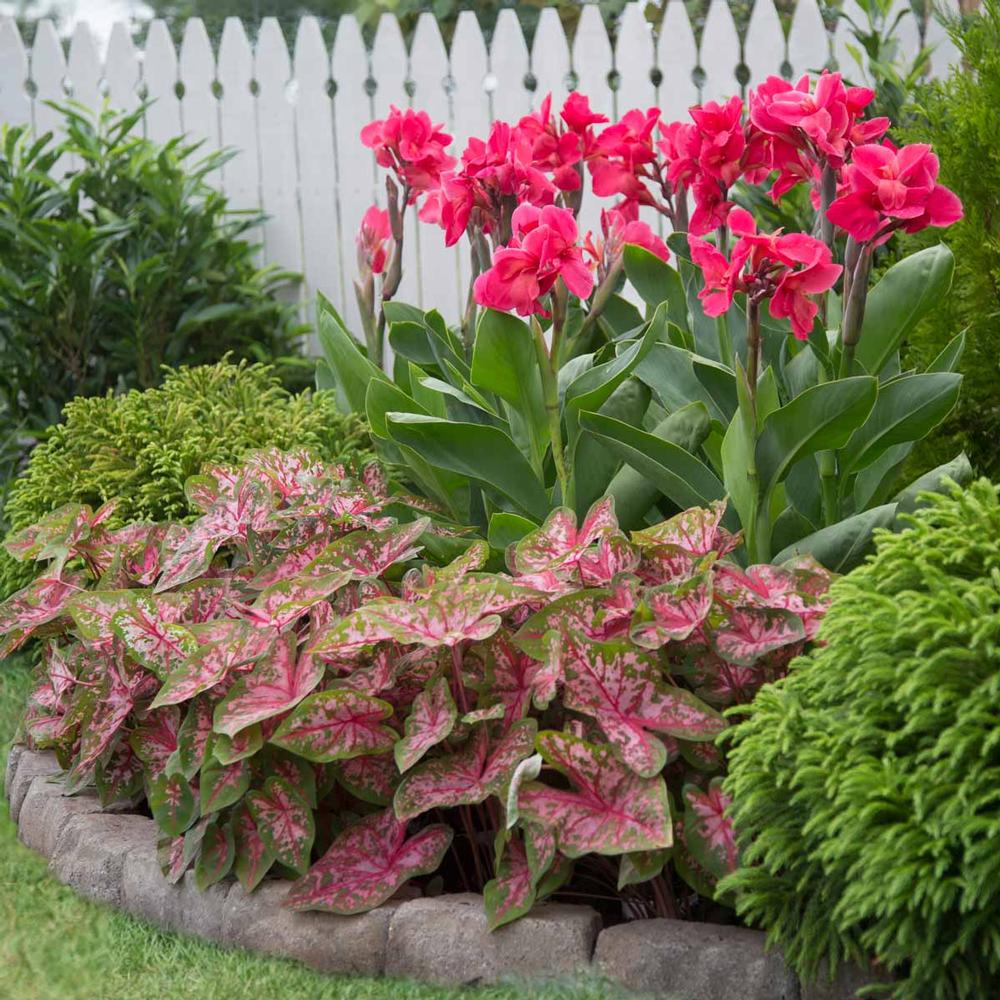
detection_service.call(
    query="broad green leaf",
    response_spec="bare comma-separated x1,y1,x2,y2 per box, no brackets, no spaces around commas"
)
755,377,877,498
580,408,724,516
385,413,550,521
893,452,973,521
840,372,961,476
773,504,898,572
928,330,966,374
624,244,687,330
488,512,538,550
633,342,731,424
856,245,954,376
316,295,388,414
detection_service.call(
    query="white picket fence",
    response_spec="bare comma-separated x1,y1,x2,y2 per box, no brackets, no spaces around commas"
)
0,3,961,338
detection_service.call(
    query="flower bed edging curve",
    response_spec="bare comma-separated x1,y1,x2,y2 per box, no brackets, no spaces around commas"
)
4,747,880,999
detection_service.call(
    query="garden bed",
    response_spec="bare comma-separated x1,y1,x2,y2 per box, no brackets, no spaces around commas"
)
6,744,879,1000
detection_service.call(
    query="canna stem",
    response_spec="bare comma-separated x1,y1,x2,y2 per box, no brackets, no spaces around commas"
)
532,316,572,506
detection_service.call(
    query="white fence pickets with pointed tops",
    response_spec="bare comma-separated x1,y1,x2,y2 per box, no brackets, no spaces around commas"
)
0,2,962,337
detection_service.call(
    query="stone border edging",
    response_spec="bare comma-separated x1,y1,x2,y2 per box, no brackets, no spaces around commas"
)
4,746,879,999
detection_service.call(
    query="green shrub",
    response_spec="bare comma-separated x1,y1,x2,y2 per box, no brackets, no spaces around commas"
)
0,102,309,451
721,479,1000,1000
0,360,372,599
898,2,1000,479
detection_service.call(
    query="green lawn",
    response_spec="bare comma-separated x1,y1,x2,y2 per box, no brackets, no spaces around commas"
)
0,657,626,1000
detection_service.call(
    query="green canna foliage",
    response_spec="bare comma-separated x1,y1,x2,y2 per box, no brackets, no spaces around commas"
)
721,479,1000,1000
0,360,372,600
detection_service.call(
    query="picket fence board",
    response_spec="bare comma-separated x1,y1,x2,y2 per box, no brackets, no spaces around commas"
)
0,5,961,337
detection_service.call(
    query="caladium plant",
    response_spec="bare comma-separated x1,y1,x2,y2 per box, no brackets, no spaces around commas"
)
2,449,831,927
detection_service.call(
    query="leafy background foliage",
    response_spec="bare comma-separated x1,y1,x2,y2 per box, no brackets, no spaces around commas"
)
721,480,1000,1000
898,0,1000,480
0,102,308,463
1,449,829,928
0,361,372,601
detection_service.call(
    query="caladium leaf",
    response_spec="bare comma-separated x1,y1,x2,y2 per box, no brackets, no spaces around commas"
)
111,597,198,680
95,739,144,806
682,778,739,882
577,535,641,587
213,724,264,764
712,606,805,666
508,498,617,575
213,633,324,737
481,637,548,727
270,689,396,763
335,754,399,806
0,574,87,655
247,776,315,875
233,805,275,893
617,849,669,889
238,571,350,630
394,675,457,772
300,519,429,580
200,758,250,815
284,808,452,914
195,819,235,890
157,833,190,884
269,753,318,809
517,730,673,856
5,502,87,563
151,624,275,708
394,720,537,821
68,590,145,644
556,633,725,777
484,834,538,929
172,698,215,779
149,771,197,837
630,572,714,649
631,500,737,557
130,706,180,777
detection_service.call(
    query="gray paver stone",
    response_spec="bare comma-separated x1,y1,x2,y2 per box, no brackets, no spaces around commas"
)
385,893,601,986
7,749,60,823
17,775,104,858
593,917,799,1000
4,743,25,801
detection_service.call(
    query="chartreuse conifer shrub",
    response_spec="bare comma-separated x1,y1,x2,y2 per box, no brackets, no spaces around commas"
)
721,480,1000,1000
0,360,372,599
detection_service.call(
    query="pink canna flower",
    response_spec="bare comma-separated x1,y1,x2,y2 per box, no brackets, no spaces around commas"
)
560,91,609,138
356,205,392,275
474,204,595,316
688,95,746,186
361,106,456,196
688,208,842,340
515,93,587,192
584,206,669,282
826,141,963,245
587,107,661,204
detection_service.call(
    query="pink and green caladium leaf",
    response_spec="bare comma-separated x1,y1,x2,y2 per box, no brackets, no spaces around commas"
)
313,577,540,655
483,825,559,930
556,633,725,776
233,804,276,893
393,719,537,822
402,539,490,598
682,778,739,883
213,724,264,765
130,706,181,778
200,758,251,815
335,753,399,806
4,502,87,563
69,670,138,785
508,498,618,575
300,519,430,580
213,633,324,737
394,675,457,772
631,500,737,557
269,689,396,764
630,572,714,649
237,571,350,630
194,819,235,890
157,833,190,884
110,597,199,680
480,637,549,725
148,770,197,837
711,606,805,666
517,730,673,857
68,589,146,644
150,623,275,708
269,753,318,809
617,849,669,890
95,739,144,806
284,808,452,914
247,776,315,875
0,573,88,655
172,698,215,779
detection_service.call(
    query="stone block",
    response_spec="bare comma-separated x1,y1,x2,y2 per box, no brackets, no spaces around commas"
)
17,775,104,858
50,813,157,906
7,749,60,823
385,893,601,986
220,881,393,976
593,918,799,1000
4,744,24,801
